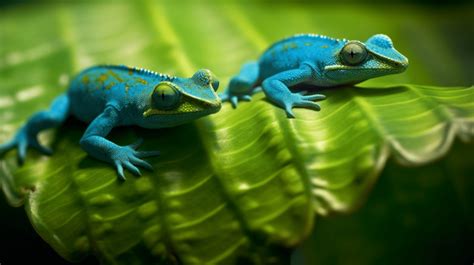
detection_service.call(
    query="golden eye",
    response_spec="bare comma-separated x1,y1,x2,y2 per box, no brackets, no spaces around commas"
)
341,42,368,65
152,82,181,110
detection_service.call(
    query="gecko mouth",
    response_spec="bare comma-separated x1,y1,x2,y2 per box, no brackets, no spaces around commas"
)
325,65,407,72
143,99,221,117
324,59,408,73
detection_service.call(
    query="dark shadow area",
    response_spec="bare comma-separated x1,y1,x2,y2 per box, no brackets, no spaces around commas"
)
0,196,100,264
299,140,474,265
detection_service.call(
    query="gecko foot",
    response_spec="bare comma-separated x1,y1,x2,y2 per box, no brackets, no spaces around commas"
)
0,127,53,164
282,93,326,118
219,91,253,108
111,139,159,181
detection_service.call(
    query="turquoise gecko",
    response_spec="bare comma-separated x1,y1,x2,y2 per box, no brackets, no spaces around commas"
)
220,34,409,118
0,65,221,180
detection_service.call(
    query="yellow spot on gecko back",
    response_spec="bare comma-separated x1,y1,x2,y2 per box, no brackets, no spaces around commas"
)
108,70,123,82
97,74,108,84
321,45,328,48
136,78,148,85
81,75,90,85
281,42,298,52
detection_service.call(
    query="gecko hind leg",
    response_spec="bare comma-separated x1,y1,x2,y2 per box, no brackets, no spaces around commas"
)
0,94,70,164
220,61,260,108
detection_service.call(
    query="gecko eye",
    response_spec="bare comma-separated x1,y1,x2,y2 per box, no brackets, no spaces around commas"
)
340,42,368,65
152,82,181,110
192,69,218,91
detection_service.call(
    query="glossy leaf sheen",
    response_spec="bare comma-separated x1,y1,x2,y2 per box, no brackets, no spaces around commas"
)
0,2,473,265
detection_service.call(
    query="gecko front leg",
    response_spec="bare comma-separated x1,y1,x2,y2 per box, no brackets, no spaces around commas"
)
220,61,260,108
79,103,160,180
261,63,326,118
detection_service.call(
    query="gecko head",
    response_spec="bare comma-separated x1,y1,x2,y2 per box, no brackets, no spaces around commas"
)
323,34,409,84
143,69,221,122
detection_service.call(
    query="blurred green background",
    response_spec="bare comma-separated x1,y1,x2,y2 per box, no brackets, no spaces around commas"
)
1,0,473,264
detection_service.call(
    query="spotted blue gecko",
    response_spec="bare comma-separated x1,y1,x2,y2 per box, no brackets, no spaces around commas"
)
0,65,221,180
220,34,409,118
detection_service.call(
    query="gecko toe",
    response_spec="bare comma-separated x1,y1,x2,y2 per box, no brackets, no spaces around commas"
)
295,101,321,111
130,156,154,171
230,96,239,108
123,161,141,177
241,95,252,101
114,161,126,181
284,105,295,118
128,138,144,149
252,87,263,94
303,94,326,101
17,140,27,165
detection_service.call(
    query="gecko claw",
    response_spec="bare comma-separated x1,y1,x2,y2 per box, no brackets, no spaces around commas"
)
230,96,239,108
284,105,296,118
303,94,326,101
109,139,160,180
0,126,55,164
294,100,321,111
130,156,154,171
241,95,252,101
18,141,27,165
115,161,126,181
128,138,144,149
279,92,326,118
123,161,142,176
220,92,254,109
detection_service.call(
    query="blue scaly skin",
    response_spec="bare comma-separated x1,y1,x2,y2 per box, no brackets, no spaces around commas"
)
220,34,409,118
0,65,221,180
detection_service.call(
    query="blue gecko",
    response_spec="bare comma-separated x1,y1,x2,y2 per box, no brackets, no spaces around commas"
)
220,34,409,118
0,65,221,180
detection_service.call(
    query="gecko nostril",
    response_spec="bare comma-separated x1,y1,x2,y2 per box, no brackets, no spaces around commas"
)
212,80,220,91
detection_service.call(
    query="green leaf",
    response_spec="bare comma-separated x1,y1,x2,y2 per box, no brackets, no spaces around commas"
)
0,1,473,265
